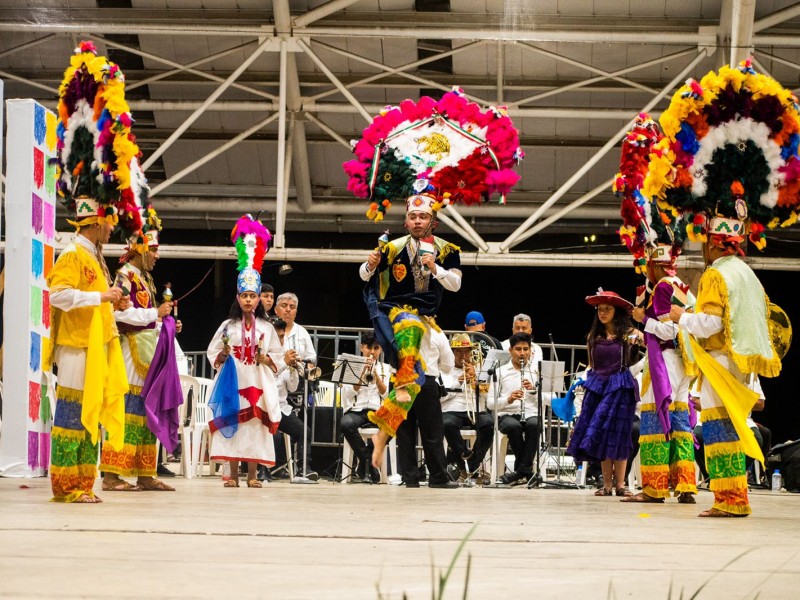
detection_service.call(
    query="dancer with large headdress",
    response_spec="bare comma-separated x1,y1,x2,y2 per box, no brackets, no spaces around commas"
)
647,59,800,516
100,196,183,492
614,114,697,505
47,41,141,503
346,87,523,468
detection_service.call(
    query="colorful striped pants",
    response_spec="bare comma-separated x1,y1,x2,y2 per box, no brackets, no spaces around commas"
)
99,385,158,478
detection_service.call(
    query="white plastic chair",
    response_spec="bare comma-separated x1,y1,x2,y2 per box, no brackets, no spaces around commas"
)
190,377,217,477
177,375,199,478
340,427,395,483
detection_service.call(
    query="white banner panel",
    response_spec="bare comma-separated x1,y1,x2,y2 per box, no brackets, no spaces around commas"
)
1,99,58,477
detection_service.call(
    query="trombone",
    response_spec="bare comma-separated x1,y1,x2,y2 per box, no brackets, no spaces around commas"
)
463,345,483,424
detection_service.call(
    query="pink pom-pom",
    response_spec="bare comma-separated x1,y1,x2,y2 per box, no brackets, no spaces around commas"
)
486,169,520,194
76,41,97,55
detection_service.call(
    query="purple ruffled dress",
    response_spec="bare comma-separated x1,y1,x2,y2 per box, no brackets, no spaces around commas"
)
567,338,637,462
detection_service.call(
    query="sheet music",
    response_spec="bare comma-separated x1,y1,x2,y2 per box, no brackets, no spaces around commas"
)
332,353,372,386
478,349,511,382
540,360,566,394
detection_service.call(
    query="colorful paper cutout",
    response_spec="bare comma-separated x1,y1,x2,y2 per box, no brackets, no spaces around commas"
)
33,147,44,190
43,244,54,278
39,433,51,471
34,104,46,145
29,381,42,422
28,432,39,470
42,290,51,328
30,331,41,373
32,192,43,234
43,202,55,241
31,239,44,279
45,111,58,152
30,286,42,327
45,158,57,196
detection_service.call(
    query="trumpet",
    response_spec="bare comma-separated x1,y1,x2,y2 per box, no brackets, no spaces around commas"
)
289,357,322,381
361,357,375,384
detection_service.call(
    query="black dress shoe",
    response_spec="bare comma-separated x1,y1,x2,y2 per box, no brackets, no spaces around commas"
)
428,480,459,489
404,481,420,488
499,471,523,485
157,464,176,478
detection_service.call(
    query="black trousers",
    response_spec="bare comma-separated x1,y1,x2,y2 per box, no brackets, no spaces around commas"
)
275,412,312,470
498,414,541,476
340,409,372,454
396,376,449,485
442,411,494,472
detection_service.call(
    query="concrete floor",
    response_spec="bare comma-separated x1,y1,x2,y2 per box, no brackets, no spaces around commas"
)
0,474,798,600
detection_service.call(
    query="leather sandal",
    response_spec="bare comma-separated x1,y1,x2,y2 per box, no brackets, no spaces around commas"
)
677,492,696,504
246,479,263,488
137,478,175,491
698,508,747,518
102,479,141,492
615,487,634,497
594,487,612,496
223,479,239,488
620,492,663,503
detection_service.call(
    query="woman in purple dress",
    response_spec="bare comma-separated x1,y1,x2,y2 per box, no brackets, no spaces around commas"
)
568,289,639,497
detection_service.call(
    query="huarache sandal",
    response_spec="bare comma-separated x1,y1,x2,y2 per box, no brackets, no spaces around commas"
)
677,492,696,504
615,487,634,497
620,492,664,503
102,479,141,492
136,478,175,491
223,479,240,488
698,508,746,518
594,487,612,496
246,479,262,488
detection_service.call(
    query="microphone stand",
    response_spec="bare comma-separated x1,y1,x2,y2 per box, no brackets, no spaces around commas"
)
292,363,318,485
485,360,506,488
526,362,544,488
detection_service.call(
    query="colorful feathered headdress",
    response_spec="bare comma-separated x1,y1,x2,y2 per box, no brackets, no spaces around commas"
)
343,86,524,222
231,214,272,294
643,59,800,252
615,113,686,274
56,40,142,236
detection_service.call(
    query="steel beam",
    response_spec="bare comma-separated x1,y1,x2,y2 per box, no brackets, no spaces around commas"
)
274,39,289,249
517,42,657,97
90,34,277,101
293,0,363,28
309,39,489,105
511,178,614,244
442,205,489,252
141,37,272,170
512,47,697,106
148,112,279,197
296,39,372,123
496,41,504,103
753,3,800,32
729,0,756,67
499,49,710,252
303,112,351,149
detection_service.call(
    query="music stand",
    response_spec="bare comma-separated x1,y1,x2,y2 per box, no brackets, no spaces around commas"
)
330,353,372,483
332,353,371,387
527,360,573,489
478,350,511,487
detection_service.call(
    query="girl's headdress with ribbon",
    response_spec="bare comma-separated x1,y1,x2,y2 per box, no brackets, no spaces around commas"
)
231,214,272,294
56,40,142,236
615,113,686,274
344,86,524,222
642,59,800,253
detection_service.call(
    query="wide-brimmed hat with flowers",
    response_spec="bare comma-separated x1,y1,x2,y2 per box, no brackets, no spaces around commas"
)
585,288,634,312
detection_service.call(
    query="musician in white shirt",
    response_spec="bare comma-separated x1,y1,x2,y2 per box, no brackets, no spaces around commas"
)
487,333,541,485
500,313,544,366
275,292,317,365
440,334,494,483
339,331,391,482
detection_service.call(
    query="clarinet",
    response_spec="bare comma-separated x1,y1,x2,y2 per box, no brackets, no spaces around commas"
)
519,357,527,421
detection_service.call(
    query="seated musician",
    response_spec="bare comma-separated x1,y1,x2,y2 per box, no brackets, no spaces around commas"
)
487,333,541,486
339,331,392,483
440,333,494,484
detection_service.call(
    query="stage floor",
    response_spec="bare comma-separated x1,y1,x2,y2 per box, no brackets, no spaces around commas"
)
0,474,798,599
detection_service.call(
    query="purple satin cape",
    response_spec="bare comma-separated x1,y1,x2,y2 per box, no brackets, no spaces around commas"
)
143,316,183,453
